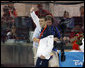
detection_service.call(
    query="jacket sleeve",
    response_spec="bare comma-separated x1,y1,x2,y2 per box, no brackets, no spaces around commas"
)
30,11,41,29
55,27,61,39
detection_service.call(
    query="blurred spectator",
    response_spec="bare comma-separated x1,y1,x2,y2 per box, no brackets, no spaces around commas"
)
1,29,7,43
80,6,84,32
60,11,74,29
11,25,16,39
7,30,11,39
69,6,84,47
80,6,84,17
8,3,17,18
24,17,33,42
35,4,52,18
1,3,17,43
6,25,16,39
1,4,16,30
57,11,75,45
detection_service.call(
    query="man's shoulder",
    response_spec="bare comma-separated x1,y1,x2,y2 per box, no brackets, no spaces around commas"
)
34,27,41,34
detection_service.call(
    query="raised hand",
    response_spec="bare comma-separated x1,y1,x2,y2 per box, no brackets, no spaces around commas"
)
30,6,35,13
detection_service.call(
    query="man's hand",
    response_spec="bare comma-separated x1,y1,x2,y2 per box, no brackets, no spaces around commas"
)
33,37,40,43
30,6,35,13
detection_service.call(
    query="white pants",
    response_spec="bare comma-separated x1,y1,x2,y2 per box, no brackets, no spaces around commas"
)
32,46,37,65
33,46,59,67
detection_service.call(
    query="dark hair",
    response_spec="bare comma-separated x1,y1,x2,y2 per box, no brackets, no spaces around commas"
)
39,16,46,20
45,15,54,23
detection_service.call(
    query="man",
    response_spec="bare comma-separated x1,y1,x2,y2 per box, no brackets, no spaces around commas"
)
34,16,61,67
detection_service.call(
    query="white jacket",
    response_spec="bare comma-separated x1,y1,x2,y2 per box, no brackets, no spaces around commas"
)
30,11,41,48
37,35,54,59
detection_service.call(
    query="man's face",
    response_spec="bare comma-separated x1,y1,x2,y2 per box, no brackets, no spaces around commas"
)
46,20,52,26
39,18,46,28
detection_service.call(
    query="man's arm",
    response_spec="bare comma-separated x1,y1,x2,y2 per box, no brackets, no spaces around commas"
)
32,27,40,43
54,27,61,39
30,7,41,29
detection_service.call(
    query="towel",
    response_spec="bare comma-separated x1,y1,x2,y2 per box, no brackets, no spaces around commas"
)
37,35,54,59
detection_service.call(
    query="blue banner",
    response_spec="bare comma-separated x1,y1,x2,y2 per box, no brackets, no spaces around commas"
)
59,52,84,67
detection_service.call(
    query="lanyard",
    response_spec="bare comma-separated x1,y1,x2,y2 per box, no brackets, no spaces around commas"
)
39,25,47,38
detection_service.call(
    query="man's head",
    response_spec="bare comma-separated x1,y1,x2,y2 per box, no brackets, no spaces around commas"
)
45,15,53,26
39,16,46,28
64,11,69,18
80,6,84,16
39,15,53,28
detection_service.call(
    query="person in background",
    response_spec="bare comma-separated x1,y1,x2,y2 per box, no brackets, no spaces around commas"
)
35,4,52,18
1,29,7,43
6,25,16,39
69,6,84,50
34,16,61,67
11,25,16,39
80,6,84,17
2,5,14,30
8,3,17,18
80,6,84,32
80,6,84,67
7,30,11,39
60,11,74,29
